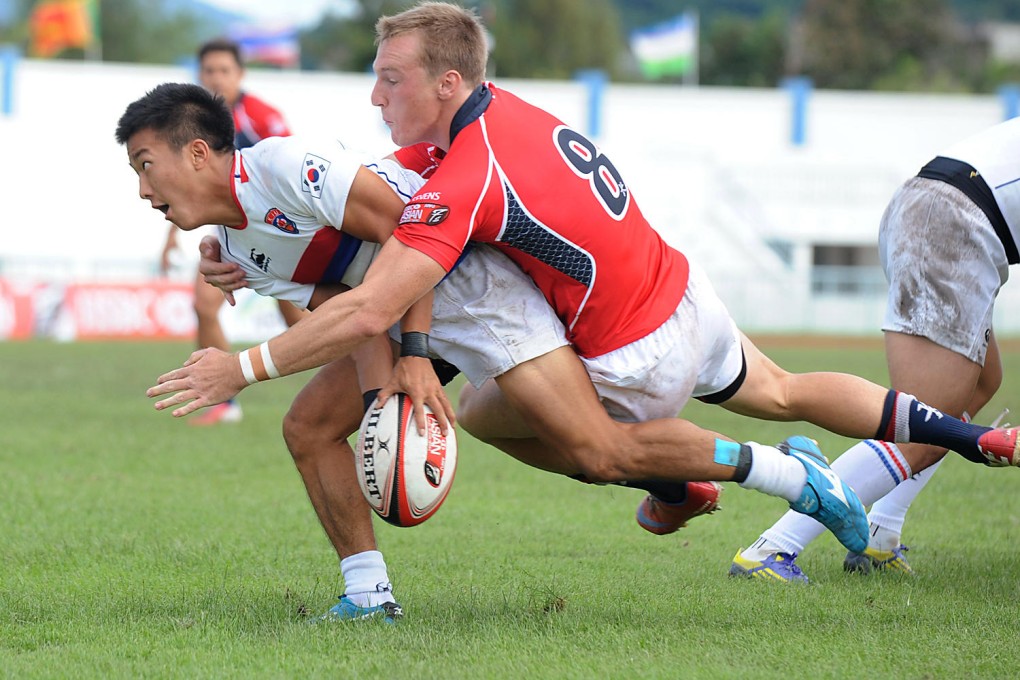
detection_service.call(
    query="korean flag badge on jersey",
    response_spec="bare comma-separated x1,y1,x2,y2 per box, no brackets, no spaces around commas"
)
301,153,331,199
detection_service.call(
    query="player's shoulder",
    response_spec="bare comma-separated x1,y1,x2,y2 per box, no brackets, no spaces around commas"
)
244,135,364,171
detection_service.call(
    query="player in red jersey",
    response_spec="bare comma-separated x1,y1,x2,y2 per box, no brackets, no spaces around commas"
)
149,3,1020,566
159,38,304,425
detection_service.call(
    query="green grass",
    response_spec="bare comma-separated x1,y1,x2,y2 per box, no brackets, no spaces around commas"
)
2,339,1020,678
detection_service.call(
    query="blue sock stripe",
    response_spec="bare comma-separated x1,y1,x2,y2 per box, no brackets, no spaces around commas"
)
865,439,906,484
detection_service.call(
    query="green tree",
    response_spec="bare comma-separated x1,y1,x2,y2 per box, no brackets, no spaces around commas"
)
488,0,624,79
99,0,205,64
794,0,985,91
700,10,787,86
300,0,414,72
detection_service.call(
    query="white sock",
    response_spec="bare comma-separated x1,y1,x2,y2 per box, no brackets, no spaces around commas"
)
750,440,913,558
867,457,943,549
737,442,807,502
340,550,395,607
742,536,791,561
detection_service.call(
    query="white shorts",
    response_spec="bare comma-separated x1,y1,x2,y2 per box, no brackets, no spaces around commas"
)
880,177,1009,365
580,260,745,423
390,244,569,387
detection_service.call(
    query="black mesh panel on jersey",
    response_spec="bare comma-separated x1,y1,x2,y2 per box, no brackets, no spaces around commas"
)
501,184,594,285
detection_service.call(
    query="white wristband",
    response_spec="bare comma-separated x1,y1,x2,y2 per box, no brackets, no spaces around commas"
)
259,341,280,379
238,349,258,385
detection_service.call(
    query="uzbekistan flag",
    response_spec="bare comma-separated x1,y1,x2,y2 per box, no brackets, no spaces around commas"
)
630,12,698,80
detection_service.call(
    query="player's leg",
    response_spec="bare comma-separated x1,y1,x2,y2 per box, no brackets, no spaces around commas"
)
734,332,986,580
276,299,308,327
459,293,864,554
844,330,1002,572
281,358,397,618
194,269,229,350
189,270,241,425
722,331,1012,466
459,370,722,531
732,178,1009,580
441,246,865,549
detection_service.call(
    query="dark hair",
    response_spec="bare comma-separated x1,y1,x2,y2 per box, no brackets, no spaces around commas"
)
115,82,235,152
198,37,244,68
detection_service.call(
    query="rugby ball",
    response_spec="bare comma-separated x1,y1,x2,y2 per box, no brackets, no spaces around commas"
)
354,393,457,527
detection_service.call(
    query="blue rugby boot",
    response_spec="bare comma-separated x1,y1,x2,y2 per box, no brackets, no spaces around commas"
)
780,436,869,554
319,595,404,624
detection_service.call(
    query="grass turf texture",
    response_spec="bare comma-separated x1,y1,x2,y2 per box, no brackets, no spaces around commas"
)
2,339,1019,678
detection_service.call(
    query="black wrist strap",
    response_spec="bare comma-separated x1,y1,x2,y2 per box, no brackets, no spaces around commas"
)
400,332,430,358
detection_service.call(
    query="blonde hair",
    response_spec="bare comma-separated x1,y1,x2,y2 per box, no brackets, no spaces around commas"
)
376,2,487,85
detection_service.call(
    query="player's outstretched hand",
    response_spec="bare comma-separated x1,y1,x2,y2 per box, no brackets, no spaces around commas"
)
377,356,455,436
146,348,248,418
199,236,248,306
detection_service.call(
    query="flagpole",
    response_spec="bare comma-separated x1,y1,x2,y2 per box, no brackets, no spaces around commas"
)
86,0,102,61
683,10,699,87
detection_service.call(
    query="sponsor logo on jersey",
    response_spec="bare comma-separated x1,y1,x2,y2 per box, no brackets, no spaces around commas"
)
264,208,298,234
301,153,331,199
400,202,450,226
416,191,442,201
249,249,271,273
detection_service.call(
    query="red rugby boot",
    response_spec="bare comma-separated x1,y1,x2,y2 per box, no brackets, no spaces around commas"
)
636,482,722,535
977,427,1020,466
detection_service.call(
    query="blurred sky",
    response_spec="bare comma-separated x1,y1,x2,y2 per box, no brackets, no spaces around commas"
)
203,0,354,27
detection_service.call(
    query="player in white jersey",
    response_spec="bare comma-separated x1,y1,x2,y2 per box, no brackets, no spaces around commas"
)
117,82,576,622
732,117,1020,582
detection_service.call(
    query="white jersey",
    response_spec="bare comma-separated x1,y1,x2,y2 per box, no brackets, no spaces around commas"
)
939,117,1020,251
217,136,424,308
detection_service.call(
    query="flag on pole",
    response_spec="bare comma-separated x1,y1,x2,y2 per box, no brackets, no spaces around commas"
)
29,0,97,58
630,12,698,80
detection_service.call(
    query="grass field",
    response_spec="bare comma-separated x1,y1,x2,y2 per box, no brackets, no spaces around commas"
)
3,339,1019,679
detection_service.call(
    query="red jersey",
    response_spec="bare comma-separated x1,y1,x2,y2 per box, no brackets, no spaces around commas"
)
393,84,689,358
233,92,291,149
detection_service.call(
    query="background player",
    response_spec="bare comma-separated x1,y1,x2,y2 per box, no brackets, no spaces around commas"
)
731,117,1020,582
160,37,304,425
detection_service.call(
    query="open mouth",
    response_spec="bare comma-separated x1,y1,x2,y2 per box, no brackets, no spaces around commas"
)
155,204,169,216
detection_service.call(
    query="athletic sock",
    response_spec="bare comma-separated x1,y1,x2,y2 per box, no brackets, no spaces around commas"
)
742,536,791,562
867,456,943,547
835,439,912,501
876,391,989,463
755,439,913,557
737,442,807,502
340,550,395,607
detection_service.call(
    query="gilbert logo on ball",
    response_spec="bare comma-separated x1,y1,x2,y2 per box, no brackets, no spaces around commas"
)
355,393,458,527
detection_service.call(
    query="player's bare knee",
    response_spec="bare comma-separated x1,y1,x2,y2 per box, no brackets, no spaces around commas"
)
281,408,314,463
456,393,490,440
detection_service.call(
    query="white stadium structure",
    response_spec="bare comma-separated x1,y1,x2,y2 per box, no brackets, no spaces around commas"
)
1,57,1017,339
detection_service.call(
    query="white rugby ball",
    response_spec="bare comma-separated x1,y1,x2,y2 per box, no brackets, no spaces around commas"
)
355,393,457,527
